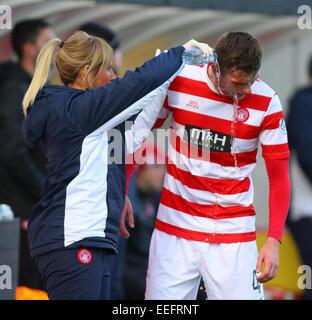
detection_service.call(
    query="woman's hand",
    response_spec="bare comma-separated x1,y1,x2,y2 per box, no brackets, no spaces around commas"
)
155,48,162,57
183,39,214,57
118,195,134,238
154,39,213,58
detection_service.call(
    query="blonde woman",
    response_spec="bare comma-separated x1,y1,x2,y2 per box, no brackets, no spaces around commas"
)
22,31,212,300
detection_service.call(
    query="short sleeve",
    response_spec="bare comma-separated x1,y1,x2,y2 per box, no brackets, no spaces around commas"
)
259,93,290,160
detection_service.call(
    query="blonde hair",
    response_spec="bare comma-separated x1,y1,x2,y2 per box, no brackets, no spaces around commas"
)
23,31,113,115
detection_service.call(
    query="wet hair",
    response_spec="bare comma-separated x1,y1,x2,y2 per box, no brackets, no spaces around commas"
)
215,32,262,75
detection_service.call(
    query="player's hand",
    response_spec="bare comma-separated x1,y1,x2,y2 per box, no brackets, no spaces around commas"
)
256,237,280,283
182,39,214,57
118,195,134,238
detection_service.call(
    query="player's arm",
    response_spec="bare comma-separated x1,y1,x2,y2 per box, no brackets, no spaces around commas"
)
256,93,291,283
256,158,290,283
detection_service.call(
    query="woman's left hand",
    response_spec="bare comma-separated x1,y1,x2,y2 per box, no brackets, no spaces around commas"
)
118,195,134,238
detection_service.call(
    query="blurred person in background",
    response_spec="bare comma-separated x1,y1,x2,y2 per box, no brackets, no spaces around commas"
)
0,19,54,291
286,55,312,300
80,22,122,76
123,142,166,300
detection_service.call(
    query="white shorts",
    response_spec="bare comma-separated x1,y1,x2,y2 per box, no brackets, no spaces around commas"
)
145,229,264,300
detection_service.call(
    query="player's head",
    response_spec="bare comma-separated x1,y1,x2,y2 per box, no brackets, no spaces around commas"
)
11,19,54,62
213,32,262,100
80,22,122,75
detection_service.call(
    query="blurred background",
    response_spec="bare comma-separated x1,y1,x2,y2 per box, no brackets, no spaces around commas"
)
0,0,311,300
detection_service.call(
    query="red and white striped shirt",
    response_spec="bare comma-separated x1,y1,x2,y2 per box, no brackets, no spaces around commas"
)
154,64,290,243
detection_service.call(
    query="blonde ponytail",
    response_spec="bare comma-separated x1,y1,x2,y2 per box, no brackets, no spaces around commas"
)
23,38,62,115
23,31,113,116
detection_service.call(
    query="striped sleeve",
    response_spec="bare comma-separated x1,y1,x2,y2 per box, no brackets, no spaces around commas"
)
259,94,290,160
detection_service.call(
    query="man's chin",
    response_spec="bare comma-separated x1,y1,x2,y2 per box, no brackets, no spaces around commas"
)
231,94,245,101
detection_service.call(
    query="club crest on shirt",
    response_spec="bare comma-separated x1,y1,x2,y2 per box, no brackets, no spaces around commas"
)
279,118,287,134
77,249,92,264
184,124,232,153
234,107,249,123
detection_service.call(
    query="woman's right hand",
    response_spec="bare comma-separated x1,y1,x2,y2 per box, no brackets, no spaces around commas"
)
183,39,214,57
